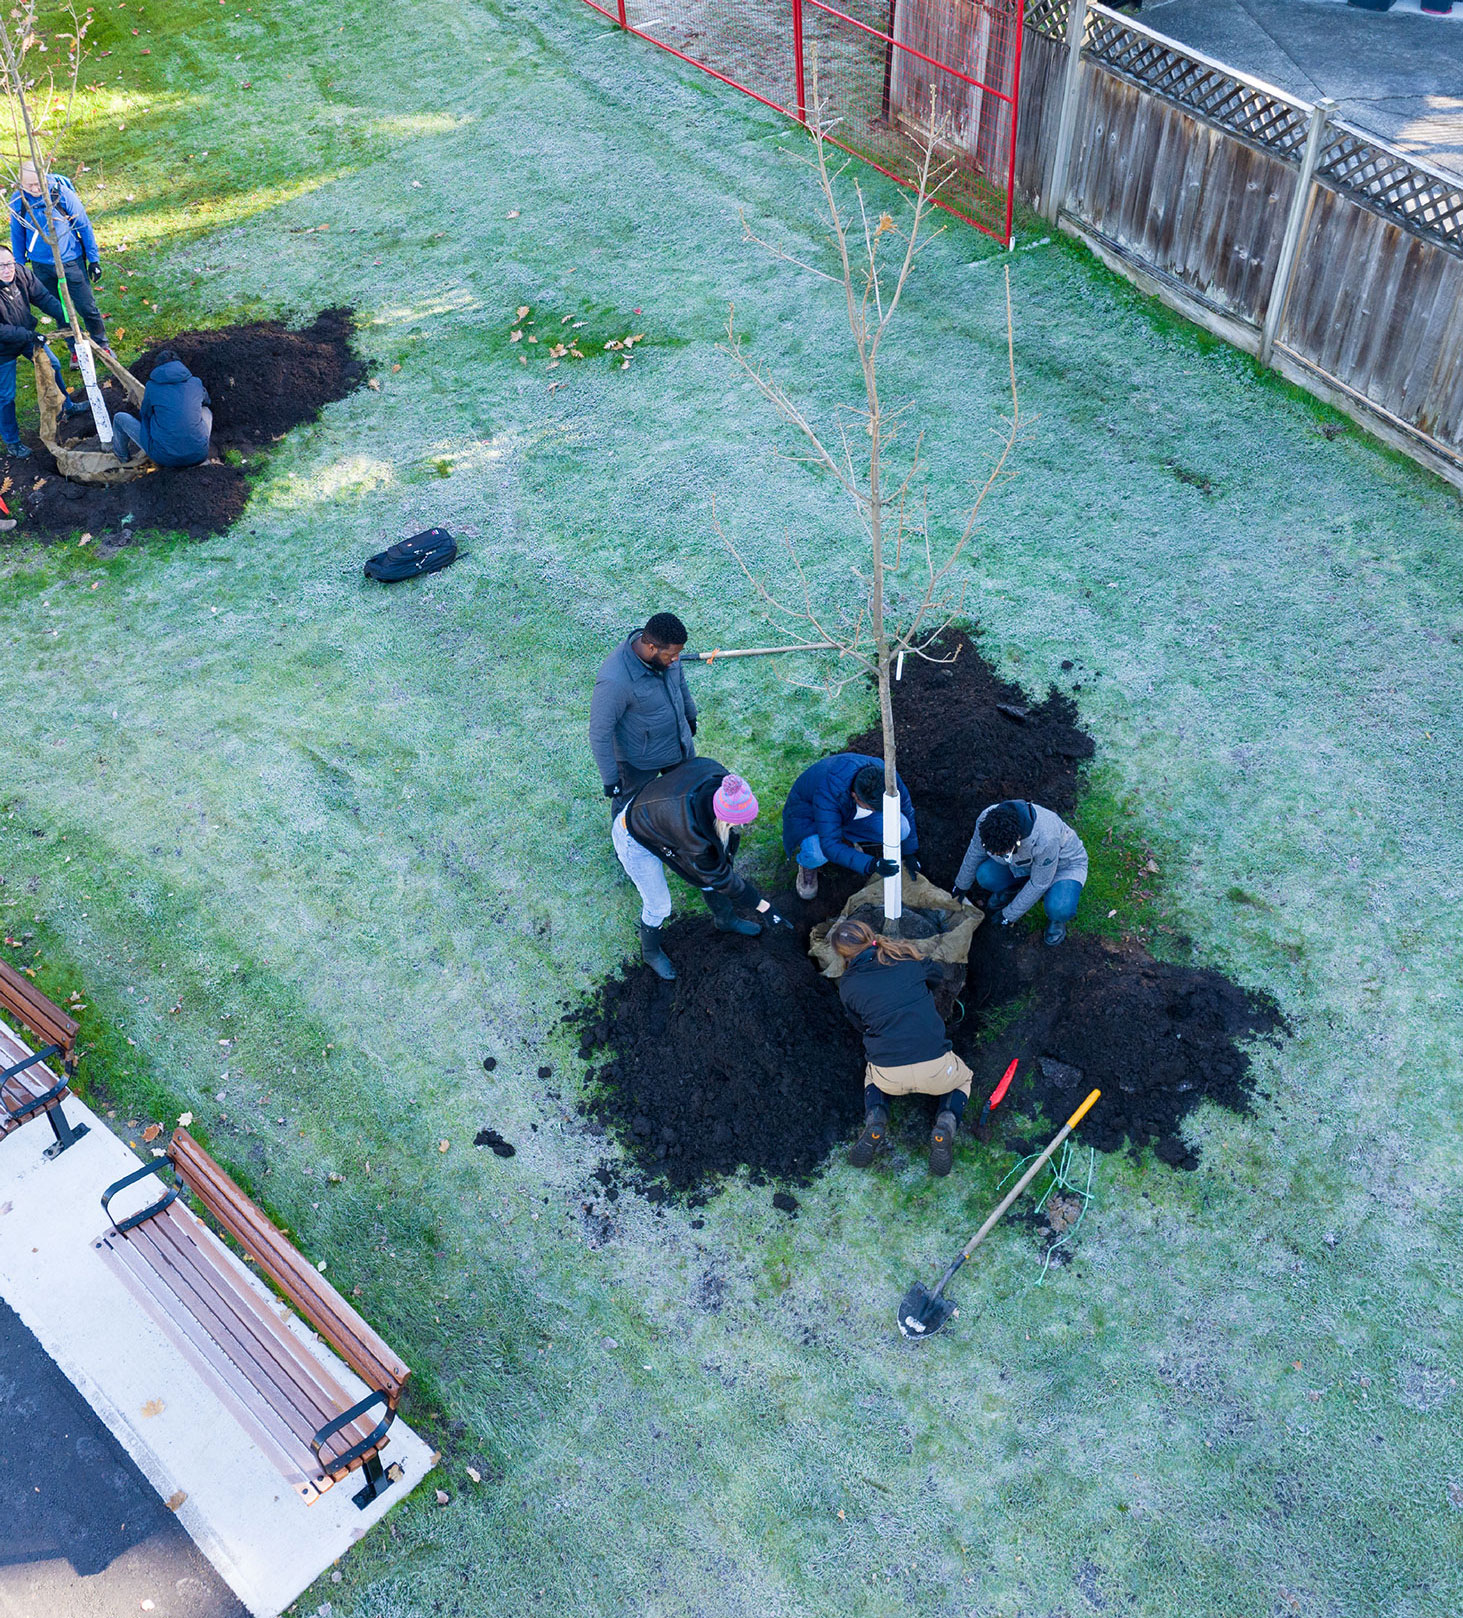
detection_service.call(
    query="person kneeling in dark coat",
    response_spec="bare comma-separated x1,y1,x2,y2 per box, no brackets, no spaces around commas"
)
831,918,974,1177
112,349,212,466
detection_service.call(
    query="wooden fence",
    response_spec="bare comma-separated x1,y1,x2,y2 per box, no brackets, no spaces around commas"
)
1015,0,1463,490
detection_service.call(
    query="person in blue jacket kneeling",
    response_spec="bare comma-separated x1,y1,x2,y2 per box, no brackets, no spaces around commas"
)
112,350,213,467
782,754,918,901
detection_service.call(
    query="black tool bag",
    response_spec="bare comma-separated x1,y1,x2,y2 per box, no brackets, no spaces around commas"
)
364,528,458,582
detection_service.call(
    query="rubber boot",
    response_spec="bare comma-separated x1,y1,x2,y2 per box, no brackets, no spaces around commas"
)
929,1109,957,1177
1043,920,1067,947
704,889,762,937
849,1106,888,1168
639,922,676,981
795,864,819,901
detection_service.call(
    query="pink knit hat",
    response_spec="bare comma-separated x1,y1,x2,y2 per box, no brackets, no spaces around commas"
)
712,774,759,825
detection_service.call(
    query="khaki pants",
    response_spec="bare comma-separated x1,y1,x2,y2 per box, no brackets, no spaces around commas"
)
865,1051,973,1098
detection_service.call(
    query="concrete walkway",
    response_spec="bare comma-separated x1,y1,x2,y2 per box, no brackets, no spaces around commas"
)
1140,0,1463,176
0,1297,249,1618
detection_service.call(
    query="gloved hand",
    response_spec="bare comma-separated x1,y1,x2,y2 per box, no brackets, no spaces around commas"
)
951,886,973,907
603,783,620,799
766,910,795,931
999,908,1015,927
687,715,697,736
874,857,901,878
86,260,101,285
906,855,923,875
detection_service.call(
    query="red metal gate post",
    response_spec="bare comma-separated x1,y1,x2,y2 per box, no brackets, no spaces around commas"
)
792,0,807,123
617,0,627,27
1003,0,1024,245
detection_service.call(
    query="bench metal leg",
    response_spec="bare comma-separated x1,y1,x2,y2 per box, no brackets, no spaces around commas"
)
352,1451,390,1511
42,1103,89,1160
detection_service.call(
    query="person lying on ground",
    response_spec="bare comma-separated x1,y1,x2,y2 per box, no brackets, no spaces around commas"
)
111,350,213,467
831,918,973,1178
10,160,110,357
613,759,790,980
590,611,698,805
951,798,1088,946
781,754,919,900
0,245,75,459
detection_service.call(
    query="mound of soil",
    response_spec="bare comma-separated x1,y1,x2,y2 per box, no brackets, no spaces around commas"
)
17,307,362,540
572,919,864,1197
573,628,1283,1197
952,927,1284,1168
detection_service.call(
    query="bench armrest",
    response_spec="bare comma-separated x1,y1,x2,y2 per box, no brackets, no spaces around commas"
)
101,1157,181,1234
311,1388,395,1473
0,1044,66,1122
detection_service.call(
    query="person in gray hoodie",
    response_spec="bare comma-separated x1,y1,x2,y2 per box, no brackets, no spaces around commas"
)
111,350,212,466
951,799,1088,945
589,612,698,805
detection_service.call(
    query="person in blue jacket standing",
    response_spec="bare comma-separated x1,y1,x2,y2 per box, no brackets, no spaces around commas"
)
111,350,213,467
781,754,918,900
10,159,109,354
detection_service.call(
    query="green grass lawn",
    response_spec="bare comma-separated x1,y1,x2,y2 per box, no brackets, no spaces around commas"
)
2,1,1461,1613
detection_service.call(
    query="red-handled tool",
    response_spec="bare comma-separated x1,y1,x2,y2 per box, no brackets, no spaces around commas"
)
975,1057,1018,1142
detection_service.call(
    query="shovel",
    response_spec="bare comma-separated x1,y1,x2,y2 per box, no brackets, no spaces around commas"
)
897,1087,1101,1340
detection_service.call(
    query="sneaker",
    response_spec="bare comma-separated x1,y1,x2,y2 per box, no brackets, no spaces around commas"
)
849,1107,888,1168
929,1109,957,1177
795,865,819,901
1044,921,1068,947
2,440,31,458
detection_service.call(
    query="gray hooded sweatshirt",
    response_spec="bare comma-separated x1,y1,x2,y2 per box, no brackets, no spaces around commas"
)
955,801,1088,921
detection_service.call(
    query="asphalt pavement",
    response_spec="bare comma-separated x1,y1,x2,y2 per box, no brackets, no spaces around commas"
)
0,1295,248,1618
1140,0,1463,175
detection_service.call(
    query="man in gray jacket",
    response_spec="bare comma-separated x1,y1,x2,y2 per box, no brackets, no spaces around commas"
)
589,612,698,807
951,799,1088,946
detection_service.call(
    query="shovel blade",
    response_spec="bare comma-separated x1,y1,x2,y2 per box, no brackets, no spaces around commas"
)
897,1281,957,1340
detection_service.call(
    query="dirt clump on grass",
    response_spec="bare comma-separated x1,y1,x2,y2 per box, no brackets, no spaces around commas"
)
575,628,1282,1197
18,307,362,541
572,919,864,1198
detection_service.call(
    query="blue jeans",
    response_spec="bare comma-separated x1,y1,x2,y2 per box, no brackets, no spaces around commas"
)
32,258,107,349
797,817,911,869
112,410,147,463
0,348,66,444
974,857,1082,923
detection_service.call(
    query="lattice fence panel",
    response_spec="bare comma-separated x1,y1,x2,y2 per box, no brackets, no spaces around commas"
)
1317,125,1463,253
1023,0,1070,42
1084,14,1310,158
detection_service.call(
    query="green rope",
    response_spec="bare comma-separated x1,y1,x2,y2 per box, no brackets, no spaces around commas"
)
995,1137,1098,1286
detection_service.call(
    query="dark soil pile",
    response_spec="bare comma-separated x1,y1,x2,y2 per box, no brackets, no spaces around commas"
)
572,628,1283,1196
952,927,1284,1169
571,919,864,1198
18,307,362,540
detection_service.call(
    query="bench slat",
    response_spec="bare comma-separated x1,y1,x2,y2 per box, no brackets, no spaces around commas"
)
0,1023,66,1136
170,1130,409,1403
0,958,78,1055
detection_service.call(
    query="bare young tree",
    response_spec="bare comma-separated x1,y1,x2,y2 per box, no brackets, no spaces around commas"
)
0,3,110,443
715,79,1022,930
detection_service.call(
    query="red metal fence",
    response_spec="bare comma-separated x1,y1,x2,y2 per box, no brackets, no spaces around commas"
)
576,0,1025,244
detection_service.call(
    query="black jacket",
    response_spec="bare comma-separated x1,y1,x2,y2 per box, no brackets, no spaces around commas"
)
623,757,762,913
0,265,64,360
837,946,950,1066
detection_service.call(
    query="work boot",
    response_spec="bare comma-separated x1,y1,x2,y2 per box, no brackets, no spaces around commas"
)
795,864,819,901
638,922,676,981
1044,920,1068,947
1,440,29,459
62,396,90,418
849,1106,888,1168
714,915,762,937
929,1109,958,1177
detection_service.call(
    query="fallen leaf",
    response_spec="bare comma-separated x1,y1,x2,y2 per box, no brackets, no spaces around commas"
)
507,210,520,219
140,1397,164,1417
466,1466,482,1483
366,378,380,390
177,1111,193,1127
837,1509,845,1520
560,313,572,324
165,1489,186,1511
142,1123,162,1142
438,1139,450,1153
391,362,401,372
509,330,522,342
516,305,529,320
317,1259,327,1272
411,180,423,188
328,1171,344,1183
604,339,623,351
1145,858,1159,874
435,1489,450,1505
352,1285,362,1296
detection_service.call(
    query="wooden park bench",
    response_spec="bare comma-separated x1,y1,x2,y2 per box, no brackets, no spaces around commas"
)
97,1127,411,1508
0,956,90,1158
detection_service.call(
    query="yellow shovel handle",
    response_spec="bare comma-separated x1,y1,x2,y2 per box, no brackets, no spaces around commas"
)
1065,1088,1101,1132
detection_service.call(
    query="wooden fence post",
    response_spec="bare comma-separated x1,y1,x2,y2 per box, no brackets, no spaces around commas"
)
1260,97,1333,368
1041,0,1089,224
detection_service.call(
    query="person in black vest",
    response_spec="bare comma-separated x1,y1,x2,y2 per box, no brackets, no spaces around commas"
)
112,349,213,467
0,244,70,458
831,918,974,1177
589,612,698,806
613,758,790,979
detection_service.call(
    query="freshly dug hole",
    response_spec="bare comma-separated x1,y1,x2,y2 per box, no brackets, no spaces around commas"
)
18,308,363,540
575,629,1283,1196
